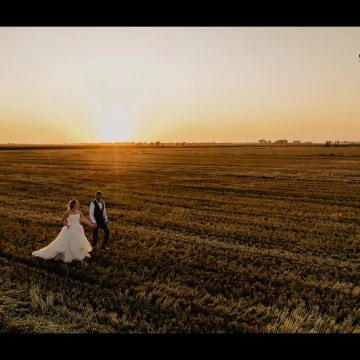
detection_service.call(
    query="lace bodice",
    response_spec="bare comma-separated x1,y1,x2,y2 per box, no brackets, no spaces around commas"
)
68,213,80,226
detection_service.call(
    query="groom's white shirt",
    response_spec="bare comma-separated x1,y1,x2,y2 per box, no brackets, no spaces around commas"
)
89,200,108,224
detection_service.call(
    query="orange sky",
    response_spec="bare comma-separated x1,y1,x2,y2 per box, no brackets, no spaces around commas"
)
1,27,360,144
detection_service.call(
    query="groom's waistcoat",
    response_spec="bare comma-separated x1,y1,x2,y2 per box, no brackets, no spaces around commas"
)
93,200,105,223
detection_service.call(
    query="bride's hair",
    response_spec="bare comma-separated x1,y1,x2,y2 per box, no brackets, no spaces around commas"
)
68,199,78,210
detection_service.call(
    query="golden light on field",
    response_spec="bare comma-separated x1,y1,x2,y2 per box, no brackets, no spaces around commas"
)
3,146,360,332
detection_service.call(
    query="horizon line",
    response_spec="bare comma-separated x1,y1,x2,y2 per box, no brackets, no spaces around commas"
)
1,140,359,146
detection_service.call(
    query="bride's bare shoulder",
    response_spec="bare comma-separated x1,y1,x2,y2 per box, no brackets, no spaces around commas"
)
61,209,71,218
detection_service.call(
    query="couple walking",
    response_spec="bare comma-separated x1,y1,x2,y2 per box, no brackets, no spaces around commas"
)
32,191,110,263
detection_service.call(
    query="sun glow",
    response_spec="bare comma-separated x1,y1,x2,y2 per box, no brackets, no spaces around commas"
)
96,108,136,142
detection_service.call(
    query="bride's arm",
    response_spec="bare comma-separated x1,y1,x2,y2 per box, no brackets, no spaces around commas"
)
79,211,93,226
60,210,70,228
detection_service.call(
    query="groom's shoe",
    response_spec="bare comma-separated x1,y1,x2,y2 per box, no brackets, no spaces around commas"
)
101,246,109,250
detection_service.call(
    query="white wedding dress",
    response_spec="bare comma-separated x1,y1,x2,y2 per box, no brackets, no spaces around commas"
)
32,213,92,263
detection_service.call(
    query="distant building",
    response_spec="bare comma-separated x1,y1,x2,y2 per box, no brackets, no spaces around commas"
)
293,140,301,144
274,139,288,144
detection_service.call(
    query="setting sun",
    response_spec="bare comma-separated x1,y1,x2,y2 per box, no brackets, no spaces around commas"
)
96,107,136,143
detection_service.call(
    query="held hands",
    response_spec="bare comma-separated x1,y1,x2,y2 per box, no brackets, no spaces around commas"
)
92,223,97,228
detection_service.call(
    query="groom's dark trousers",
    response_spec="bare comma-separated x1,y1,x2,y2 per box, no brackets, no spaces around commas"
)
92,221,110,248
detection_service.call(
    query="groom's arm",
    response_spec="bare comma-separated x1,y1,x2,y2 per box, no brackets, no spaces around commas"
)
89,202,96,224
103,203,109,222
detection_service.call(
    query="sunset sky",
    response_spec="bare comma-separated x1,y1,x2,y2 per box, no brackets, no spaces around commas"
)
1,26,360,144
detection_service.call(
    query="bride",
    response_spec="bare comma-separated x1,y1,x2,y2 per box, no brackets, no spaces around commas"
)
32,199,96,263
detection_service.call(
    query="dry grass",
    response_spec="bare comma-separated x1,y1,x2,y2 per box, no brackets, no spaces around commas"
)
1,144,360,333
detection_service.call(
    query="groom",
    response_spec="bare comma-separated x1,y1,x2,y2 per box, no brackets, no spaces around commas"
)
89,191,110,250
